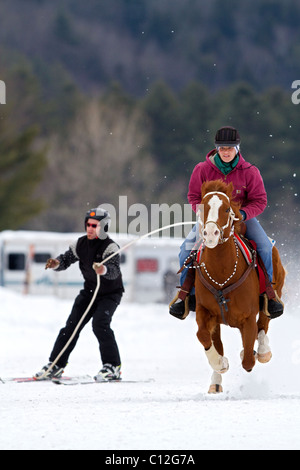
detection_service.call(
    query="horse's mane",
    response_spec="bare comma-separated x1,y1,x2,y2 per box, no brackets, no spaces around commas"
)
201,180,242,232
201,179,233,199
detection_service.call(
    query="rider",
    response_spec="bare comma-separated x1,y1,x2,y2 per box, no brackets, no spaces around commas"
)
169,126,284,320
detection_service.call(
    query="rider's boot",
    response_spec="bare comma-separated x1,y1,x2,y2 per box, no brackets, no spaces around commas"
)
169,267,196,320
260,290,284,319
257,257,284,319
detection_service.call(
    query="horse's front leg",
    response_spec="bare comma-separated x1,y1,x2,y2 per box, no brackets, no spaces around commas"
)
196,306,229,375
207,326,225,393
256,313,272,363
241,315,258,372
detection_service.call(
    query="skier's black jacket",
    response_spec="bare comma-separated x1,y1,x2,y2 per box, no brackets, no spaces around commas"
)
55,235,124,297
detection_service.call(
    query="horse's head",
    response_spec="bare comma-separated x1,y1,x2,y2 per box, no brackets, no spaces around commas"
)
198,180,241,248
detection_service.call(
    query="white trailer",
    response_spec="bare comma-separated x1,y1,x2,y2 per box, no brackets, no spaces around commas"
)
0,231,182,303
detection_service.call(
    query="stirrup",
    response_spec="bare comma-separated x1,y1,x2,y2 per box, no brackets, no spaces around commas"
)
169,292,190,320
262,290,284,319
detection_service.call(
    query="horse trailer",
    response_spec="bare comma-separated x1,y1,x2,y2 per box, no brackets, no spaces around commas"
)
0,231,182,303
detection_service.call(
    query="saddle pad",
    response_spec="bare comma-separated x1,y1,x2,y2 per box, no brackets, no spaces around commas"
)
234,233,253,265
196,243,203,264
234,234,266,295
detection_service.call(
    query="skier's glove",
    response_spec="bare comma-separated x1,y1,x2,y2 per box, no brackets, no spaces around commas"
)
93,262,107,276
45,258,60,270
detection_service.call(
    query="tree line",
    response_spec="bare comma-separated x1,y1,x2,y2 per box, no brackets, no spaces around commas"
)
0,61,299,244
1,0,300,95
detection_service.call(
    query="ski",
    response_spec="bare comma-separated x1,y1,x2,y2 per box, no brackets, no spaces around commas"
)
1,375,154,385
2,376,72,383
52,376,154,386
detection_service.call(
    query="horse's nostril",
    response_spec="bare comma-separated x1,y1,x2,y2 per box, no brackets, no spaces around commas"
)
214,230,219,236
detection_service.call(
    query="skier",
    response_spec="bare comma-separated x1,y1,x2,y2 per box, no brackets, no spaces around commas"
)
169,126,284,320
35,207,124,381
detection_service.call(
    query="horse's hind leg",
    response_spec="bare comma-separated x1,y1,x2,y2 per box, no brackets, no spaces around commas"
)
255,246,285,364
257,312,272,362
257,327,272,364
257,311,270,335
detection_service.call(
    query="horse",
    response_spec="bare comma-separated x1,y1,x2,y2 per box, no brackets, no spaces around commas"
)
194,180,285,394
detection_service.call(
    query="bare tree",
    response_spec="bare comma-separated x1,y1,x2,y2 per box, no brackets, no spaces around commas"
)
30,99,158,231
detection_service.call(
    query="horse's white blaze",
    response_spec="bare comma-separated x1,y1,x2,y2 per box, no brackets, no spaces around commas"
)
207,195,223,223
203,195,223,248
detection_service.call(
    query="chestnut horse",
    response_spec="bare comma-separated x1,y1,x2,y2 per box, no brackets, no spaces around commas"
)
195,180,285,393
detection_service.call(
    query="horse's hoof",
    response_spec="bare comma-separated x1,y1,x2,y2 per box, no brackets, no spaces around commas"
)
258,351,272,363
219,357,229,374
208,384,223,394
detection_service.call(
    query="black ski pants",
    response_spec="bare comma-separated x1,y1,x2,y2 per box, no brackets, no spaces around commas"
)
49,290,122,368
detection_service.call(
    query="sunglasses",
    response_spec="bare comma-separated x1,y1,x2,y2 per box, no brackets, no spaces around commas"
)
86,223,98,228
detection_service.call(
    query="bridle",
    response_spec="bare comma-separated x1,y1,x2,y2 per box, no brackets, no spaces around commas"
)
198,191,240,244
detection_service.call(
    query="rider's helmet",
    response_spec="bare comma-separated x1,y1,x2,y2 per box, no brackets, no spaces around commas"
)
215,126,241,147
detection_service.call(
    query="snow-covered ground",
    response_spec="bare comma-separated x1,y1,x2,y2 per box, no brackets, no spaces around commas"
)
1,278,300,450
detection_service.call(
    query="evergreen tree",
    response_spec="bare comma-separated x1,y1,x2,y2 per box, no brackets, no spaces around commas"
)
142,81,185,176
0,126,47,229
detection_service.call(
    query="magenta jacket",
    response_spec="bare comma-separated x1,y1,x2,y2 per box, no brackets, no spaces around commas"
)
188,150,267,220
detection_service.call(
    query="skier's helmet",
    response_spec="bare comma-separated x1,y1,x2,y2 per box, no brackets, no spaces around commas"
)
85,207,111,234
215,126,241,147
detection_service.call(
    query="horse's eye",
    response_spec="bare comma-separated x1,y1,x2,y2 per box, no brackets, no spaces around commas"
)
225,208,230,213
